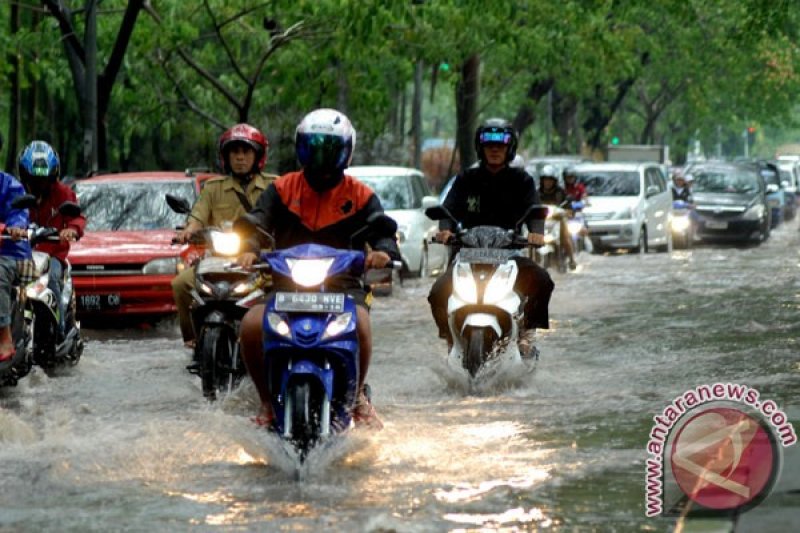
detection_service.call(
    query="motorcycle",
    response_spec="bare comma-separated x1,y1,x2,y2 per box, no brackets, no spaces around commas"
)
166,195,267,401
233,212,398,462
0,237,32,388
669,200,694,250
566,200,592,254
536,205,568,273
425,204,546,387
13,195,84,368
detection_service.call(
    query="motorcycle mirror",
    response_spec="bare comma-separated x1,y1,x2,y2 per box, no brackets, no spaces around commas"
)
366,212,398,236
425,205,458,223
10,194,37,210
233,213,276,249
58,201,82,218
165,194,192,214
515,204,549,227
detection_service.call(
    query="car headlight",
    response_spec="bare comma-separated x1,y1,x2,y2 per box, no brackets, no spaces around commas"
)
286,258,334,287
208,230,241,256
743,204,765,220
483,262,517,304
613,207,634,220
453,262,477,303
322,312,353,339
142,257,178,275
267,312,291,338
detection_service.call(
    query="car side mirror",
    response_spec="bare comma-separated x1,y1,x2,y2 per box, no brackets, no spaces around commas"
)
421,195,439,210
646,185,660,197
781,180,790,188
766,183,779,193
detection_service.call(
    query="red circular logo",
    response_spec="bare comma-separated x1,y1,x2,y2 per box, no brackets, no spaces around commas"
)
670,407,778,511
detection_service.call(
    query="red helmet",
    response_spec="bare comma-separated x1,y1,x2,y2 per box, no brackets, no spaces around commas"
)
218,123,268,174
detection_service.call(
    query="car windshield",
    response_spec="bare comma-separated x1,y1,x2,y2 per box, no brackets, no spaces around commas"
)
691,170,759,194
575,171,640,196
358,175,412,210
75,180,196,231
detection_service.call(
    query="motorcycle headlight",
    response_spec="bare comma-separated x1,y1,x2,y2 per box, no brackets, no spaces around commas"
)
267,312,291,338
322,312,353,339
199,281,214,295
453,262,477,303
287,258,334,287
544,234,556,244
26,274,50,299
233,279,256,294
209,231,241,256
142,257,178,275
483,262,517,304
567,220,583,236
743,204,764,220
671,216,690,232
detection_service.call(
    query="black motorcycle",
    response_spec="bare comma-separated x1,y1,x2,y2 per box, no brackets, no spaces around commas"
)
167,195,268,400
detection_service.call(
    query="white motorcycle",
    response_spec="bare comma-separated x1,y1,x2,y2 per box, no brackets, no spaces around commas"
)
426,205,545,387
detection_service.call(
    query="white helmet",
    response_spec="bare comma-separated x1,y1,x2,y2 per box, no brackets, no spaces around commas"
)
295,108,356,173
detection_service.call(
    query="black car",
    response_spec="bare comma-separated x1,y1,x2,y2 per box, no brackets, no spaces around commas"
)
687,162,771,243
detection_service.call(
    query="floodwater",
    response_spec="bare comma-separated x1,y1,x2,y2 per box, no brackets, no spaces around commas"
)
1,221,798,531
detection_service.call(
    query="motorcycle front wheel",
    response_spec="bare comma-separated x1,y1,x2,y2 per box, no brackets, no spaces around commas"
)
285,377,324,460
198,326,235,401
464,327,495,378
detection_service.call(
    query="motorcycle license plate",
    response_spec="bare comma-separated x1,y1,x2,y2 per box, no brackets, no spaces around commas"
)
78,293,121,311
457,248,516,264
274,292,345,313
705,220,728,230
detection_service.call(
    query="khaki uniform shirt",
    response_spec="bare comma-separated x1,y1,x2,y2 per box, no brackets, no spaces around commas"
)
189,173,276,227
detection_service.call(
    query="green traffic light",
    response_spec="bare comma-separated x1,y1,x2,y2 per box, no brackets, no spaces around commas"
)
611,136,620,145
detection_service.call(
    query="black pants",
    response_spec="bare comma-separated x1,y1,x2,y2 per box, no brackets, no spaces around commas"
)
427,256,554,339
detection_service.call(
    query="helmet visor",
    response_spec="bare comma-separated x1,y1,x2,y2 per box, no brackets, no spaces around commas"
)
31,159,51,177
298,133,349,171
478,131,512,145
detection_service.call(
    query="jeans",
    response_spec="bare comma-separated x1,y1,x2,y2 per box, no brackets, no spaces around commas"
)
48,258,65,334
0,256,21,328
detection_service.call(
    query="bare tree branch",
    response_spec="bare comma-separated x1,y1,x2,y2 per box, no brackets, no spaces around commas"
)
202,0,248,85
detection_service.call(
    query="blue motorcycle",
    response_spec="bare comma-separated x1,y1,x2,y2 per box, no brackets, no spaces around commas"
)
235,213,397,461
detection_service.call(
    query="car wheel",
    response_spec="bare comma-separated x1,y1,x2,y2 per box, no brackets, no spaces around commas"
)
417,243,429,278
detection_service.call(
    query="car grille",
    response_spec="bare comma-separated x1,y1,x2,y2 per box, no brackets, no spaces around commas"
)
584,212,615,222
695,205,747,219
72,263,146,276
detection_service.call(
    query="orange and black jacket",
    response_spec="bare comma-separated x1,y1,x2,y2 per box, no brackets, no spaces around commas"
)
248,170,400,260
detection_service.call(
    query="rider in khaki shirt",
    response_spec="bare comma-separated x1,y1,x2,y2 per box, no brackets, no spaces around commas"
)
172,124,276,348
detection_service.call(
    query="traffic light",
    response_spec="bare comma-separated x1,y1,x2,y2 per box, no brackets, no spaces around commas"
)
611,136,620,145
747,126,756,146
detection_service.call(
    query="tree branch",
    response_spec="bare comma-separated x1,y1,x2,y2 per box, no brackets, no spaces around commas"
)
99,0,145,113
157,49,227,130
203,0,248,85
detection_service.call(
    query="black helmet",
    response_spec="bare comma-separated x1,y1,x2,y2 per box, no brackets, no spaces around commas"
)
474,118,518,164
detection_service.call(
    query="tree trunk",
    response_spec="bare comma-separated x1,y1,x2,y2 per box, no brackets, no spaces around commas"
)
511,78,554,139
5,2,21,171
455,54,480,171
411,59,423,170
551,90,577,154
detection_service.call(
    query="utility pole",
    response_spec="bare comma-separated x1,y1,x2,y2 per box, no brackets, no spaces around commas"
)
742,128,749,159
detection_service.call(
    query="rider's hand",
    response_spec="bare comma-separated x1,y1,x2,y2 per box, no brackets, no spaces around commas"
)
528,233,545,246
366,251,391,269
7,227,27,241
435,230,454,244
60,228,78,242
174,229,194,244
237,252,259,268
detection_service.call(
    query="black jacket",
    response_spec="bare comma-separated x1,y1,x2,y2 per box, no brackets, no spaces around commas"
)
539,185,568,206
671,185,692,203
440,165,544,234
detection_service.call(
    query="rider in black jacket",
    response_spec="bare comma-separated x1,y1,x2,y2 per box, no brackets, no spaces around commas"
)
427,118,554,357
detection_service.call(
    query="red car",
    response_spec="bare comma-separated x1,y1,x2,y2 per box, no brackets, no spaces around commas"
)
68,171,213,319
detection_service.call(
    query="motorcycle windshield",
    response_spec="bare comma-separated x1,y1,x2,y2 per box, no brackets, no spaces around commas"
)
264,244,365,279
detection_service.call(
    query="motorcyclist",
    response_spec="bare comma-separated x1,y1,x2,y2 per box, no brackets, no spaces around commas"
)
171,123,276,350
236,108,400,429
671,169,692,202
427,118,554,358
17,141,86,339
0,170,32,362
538,165,577,270
563,166,587,202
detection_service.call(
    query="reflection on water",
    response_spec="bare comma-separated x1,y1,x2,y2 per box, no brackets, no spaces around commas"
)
0,222,797,529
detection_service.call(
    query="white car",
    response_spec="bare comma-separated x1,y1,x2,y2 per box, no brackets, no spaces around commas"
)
572,162,672,252
348,166,446,276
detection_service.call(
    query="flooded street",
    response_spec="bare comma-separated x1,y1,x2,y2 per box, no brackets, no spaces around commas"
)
1,221,798,531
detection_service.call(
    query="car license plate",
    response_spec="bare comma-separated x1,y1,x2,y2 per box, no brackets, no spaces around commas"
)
274,292,345,313
78,293,121,311
705,220,728,230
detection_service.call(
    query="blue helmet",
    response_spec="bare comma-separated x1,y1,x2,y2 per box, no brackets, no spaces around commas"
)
18,140,60,184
